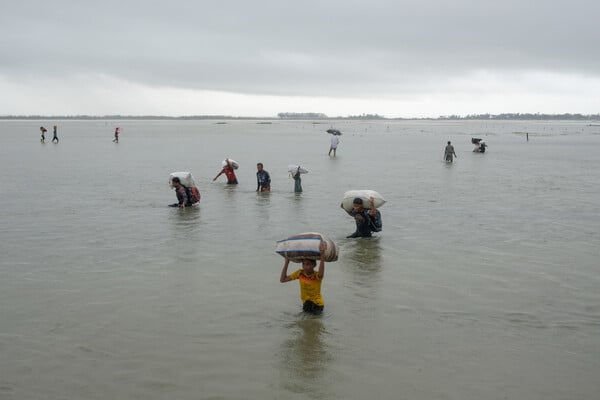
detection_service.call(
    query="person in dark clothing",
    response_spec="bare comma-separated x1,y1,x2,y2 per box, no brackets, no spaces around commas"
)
256,163,271,192
52,125,59,143
293,168,303,193
40,126,47,142
444,141,457,162
170,177,191,208
341,197,381,238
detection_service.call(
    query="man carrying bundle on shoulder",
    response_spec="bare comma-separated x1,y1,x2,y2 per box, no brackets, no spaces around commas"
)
169,177,200,209
341,196,382,238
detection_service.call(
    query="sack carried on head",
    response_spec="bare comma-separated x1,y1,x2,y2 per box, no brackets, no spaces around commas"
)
276,232,338,263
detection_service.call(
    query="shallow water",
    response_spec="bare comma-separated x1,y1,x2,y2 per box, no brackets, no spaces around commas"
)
1,119,599,399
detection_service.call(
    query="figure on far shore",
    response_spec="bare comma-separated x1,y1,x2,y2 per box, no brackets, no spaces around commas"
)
328,134,339,157
40,126,47,142
213,159,238,184
113,127,120,143
51,125,59,143
256,163,271,192
444,141,457,163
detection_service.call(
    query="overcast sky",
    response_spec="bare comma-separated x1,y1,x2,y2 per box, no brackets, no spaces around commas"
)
1,0,599,117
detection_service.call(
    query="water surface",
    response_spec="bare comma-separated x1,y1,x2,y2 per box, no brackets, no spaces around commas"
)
1,119,599,399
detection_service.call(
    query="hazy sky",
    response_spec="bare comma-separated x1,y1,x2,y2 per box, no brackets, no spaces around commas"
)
1,0,599,117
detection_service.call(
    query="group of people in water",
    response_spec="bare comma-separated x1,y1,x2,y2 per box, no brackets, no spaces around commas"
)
39,125,119,143
280,136,486,315
168,137,379,316
279,194,382,315
39,126,59,143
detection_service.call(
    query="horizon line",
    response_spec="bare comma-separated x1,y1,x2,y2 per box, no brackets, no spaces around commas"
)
1,112,600,121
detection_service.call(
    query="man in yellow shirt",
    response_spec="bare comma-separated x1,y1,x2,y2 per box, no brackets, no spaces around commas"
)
280,241,326,315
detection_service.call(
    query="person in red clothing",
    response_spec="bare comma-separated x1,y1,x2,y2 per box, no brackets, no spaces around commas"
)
213,159,238,184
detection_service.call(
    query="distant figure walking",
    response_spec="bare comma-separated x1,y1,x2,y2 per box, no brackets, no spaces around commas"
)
293,167,303,193
444,141,457,163
113,127,120,143
328,134,339,157
51,125,59,143
40,126,47,142
256,163,271,192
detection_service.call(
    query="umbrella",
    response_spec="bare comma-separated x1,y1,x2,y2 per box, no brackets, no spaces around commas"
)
288,164,309,174
326,129,342,135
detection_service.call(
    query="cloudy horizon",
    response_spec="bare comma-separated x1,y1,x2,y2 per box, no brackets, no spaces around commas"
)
1,0,599,118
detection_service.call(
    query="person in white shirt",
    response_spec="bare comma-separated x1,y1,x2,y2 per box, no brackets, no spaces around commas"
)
328,135,340,157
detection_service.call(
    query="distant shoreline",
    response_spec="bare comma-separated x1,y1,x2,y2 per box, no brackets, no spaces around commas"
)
1,113,599,121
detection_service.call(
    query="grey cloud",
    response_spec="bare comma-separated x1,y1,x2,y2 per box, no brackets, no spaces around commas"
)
1,0,599,97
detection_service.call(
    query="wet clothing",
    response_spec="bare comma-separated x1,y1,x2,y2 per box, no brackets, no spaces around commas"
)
175,185,191,207
302,300,323,315
52,127,59,143
330,135,339,149
220,167,238,184
347,209,377,238
288,269,324,308
293,172,302,193
256,170,271,192
445,144,456,162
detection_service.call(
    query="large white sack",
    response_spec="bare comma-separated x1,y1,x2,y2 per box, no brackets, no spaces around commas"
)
341,190,386,212
169,171,197,188
221,159,239,169
276,232,338,263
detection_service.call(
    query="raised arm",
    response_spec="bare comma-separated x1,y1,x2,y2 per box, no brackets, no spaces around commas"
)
368,196,377,216
317,241,326,279
280,257,292,282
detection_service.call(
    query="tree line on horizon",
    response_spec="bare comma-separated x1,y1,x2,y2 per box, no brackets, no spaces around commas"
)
1,112,598,120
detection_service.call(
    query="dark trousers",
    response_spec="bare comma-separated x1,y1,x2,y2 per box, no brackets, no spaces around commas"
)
303,301,324,315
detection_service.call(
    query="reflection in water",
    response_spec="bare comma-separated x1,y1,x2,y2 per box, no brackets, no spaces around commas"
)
342,237,383,294
222,184,238,201
167,206,201,240
256,192,271,207
279,317,332,398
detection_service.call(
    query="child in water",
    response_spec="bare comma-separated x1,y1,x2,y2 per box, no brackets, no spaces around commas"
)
280,241,326,315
